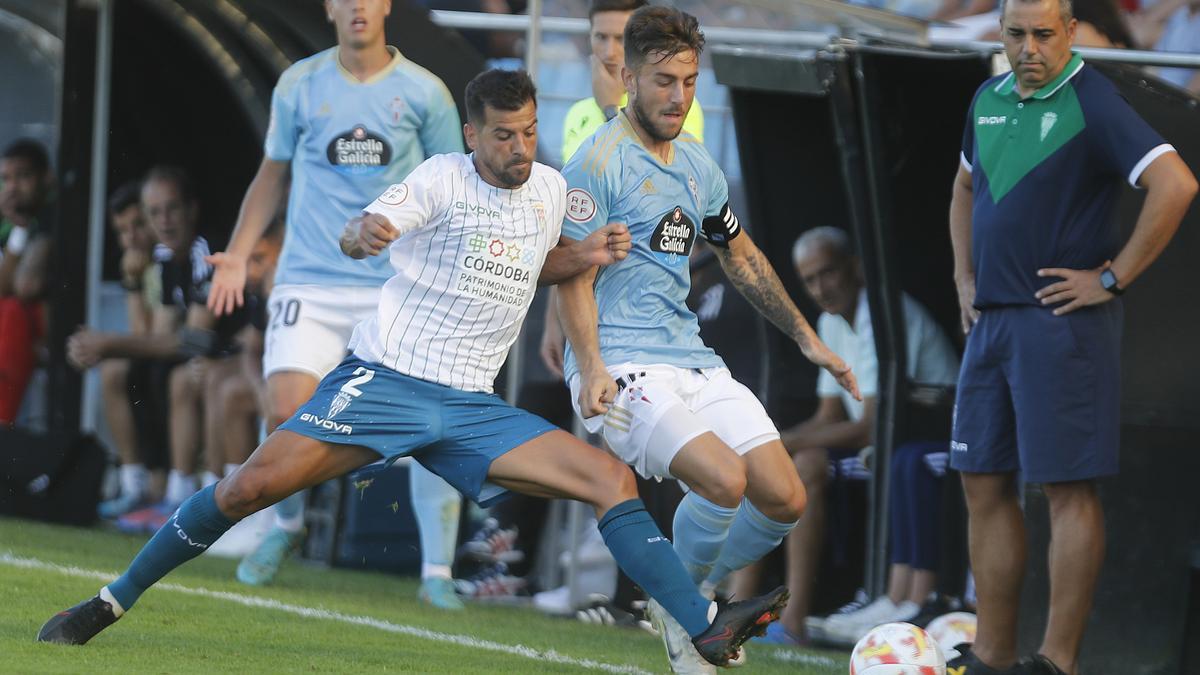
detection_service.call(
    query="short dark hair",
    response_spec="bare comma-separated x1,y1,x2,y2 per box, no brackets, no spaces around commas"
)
623,5,705,71
142,165,196,204
108,180,143,214
465,69,537,126
589,0,648,21
2,138,50,176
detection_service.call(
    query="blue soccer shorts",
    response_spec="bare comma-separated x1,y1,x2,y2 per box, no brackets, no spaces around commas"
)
949,302,1122,483
279,356,558,506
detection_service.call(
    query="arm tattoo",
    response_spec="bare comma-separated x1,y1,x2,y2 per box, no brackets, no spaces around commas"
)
716,245,813,351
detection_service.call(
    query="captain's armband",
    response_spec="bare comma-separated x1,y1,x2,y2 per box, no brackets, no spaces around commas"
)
700,203,742,248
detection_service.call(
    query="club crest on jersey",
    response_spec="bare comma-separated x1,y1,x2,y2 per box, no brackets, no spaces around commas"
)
531,201,546,226
687,175,699,204
650,205,695,266
327,125,392,174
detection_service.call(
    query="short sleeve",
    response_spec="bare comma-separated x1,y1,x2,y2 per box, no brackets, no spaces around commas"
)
1085,84,1172,188
418,80,465,157
363,156,446,237
960,98,975,174
560,142,613,241
264,77,300,161
704,157,730,217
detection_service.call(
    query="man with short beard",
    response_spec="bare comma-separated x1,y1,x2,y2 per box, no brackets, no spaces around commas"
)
556,6,859,673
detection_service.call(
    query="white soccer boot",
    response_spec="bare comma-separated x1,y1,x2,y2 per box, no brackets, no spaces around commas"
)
646,597,717,674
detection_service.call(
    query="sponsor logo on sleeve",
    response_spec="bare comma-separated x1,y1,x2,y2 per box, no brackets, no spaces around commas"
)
565,188,596,223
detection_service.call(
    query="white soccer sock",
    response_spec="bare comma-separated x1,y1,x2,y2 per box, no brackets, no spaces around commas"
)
118,464,148,499
99,586,126,618
273,491,306,533
421,563,452,580
165,470,198,506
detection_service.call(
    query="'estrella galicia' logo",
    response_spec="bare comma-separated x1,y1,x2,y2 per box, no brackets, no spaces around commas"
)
327,126,392,174
649,205,694,266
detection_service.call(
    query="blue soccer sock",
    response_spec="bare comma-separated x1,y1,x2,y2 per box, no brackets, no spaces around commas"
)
409,462,461,579
704,498,797,587
105,484,235,612
671,491,739,584
598,499,713,637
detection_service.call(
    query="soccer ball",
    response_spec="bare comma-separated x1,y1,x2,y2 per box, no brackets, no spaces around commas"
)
925,611,978,657
849,622,946,674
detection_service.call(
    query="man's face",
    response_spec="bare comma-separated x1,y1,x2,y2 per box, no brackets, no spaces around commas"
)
0,157,47,214
326,0,390,50
590,11,632,77
794,244,860,317
465,100,538,189
141,179,196,254
624,49,698,143
110,204,152,252
1001,0,1077,92
246,235,281,292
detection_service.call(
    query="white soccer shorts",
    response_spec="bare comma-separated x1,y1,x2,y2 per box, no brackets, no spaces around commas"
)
262,284,381,379
569,363,780,481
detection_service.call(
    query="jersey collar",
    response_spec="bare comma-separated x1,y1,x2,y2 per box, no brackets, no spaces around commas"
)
336,45,403,85
994,52,1084,101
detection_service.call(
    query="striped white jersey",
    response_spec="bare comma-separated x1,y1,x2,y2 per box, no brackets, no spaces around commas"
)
349,153,566,393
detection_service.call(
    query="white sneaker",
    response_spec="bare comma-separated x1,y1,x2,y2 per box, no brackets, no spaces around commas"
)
532,585,573,616
823,599,922,646
823,596,897,632
805,587,869,641
646,598,716,675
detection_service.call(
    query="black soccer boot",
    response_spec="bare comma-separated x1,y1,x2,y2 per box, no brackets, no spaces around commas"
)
37,595,120,645
691,585,788,666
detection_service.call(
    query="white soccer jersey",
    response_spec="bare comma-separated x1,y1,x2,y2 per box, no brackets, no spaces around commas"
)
349,153,566,393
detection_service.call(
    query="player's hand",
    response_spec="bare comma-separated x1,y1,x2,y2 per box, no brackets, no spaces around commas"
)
802,340,861,402
343,213,399,259
205,251,247,316
579,223,632,267
1035,261,1115,316
539,317,565,379
955,274,981,335
590,55,624,110
66,328,107,370
579,365,618,418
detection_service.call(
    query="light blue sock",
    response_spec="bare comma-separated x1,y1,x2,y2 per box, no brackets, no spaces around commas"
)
705,498,797,587
671,491,739,584
107,484,234,610
599,499,712,637
409,461,461,578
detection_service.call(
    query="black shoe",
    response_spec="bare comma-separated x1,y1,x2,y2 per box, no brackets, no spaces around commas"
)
37,596,120,645
1013,655,1068,674
946,643,1016,674
692,585,788,667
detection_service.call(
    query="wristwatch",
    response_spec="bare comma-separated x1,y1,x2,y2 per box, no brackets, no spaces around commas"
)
602,104,619,121
1100,268,1124,296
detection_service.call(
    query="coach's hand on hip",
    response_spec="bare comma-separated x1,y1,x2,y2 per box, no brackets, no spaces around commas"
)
1035,261,1116,316
341,213,399,259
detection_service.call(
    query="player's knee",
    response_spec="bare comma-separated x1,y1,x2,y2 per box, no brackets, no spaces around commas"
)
961,472,1018,513
609,460,638,502
1042,480,1099,516
697,463,746,508
266,399,301,431
775,480,808,522
214,470,270,519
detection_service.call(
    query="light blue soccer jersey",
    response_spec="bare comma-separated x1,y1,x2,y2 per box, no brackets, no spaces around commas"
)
560,114,727,382
266,46,464,287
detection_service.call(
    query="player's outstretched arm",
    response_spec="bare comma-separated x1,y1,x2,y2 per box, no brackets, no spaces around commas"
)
207,158,290,316
339,213,399,259
537,225,631,286
556,263,617,417
715,232,861,401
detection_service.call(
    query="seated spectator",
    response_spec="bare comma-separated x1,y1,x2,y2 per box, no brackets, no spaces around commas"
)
738,227,959,645
67,166,249,530
0,138,54,425
88,181,174,517
1151,0,1200,93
